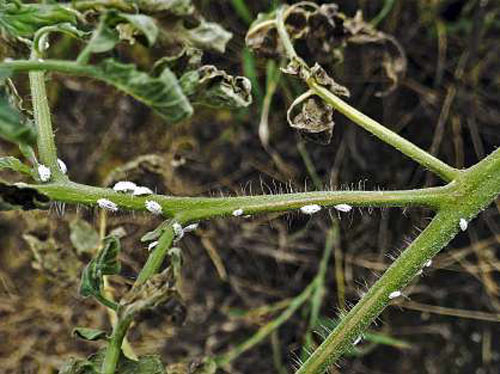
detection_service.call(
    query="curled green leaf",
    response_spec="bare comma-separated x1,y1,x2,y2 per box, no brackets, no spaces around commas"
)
73,327,108,342
0,88,36,146
0,156,32,176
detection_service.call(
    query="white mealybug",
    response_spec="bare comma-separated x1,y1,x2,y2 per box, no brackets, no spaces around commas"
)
172,222,184,241
353,336,362,345
300,204,322,215
145,200,162,215
133,186,153,196
389,291,401,300
37,164,51,182
334,204,352,212
232,208,244,217
459,218,468,231
57,159,67,174
148,241,159,251
184,223,199,233
97,198,118,212
425,260,432,267
113,181,137,193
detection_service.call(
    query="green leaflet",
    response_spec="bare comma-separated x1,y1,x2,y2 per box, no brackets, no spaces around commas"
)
116,13,158,46
134,0,194,16
0,90,36,146
179,65,252,108
73,327,108,342
79,235,121,310
0,156,32,175
91,59,193,123
59,351,165,374
0,1,78,38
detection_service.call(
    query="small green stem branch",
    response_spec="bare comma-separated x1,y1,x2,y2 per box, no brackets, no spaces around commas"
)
296,148,500,373
30,181,450,222
101,223,175,373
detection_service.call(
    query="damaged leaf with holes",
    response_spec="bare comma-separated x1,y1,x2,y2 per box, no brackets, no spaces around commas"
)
0,180,49,210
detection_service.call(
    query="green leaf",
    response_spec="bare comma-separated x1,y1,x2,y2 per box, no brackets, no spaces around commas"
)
116,13,158,46
0,90,36,146
73,327,108,342
70,218,100,255
180,65,252,108
183,21,232,53
0,156,32,175
88,59,193,123
0,1,78,38
79,235,121,309
59,351,165,374
77,15,119,64
135,0,195,16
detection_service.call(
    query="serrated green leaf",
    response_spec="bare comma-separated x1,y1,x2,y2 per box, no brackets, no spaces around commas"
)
0,1,77,38
72,327,108,342
180,65,252,108
0,156,32,175
0,90,36,146
70,218,100,255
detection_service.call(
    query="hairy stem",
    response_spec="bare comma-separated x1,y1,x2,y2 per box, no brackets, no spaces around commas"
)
296,147,500,373
29,181,452,222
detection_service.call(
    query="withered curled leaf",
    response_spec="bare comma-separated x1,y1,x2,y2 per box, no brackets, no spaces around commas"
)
180,65,252,108
288,94,335,145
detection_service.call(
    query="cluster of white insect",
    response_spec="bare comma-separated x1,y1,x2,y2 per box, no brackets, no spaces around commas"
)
459,218,468,231
112,181,154,196
37,164,51,182
425,259,432,267
334,204,352,212
232,208,244,216
97,198,118,212
148,241,158,251
300,204,322,215
172,222,184,241
184,223,199,232
388,290,401,300
353,336,362,346
145,200,163,215
57,159,67,174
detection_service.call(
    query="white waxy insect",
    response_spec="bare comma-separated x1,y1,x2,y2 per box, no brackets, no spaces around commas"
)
172,222,184,241
300,204,322,215
145,200,162,215
425,260,432,267
57,159,67,174
334,204,352,213
353,336,362,345
37,164,51,182
184,223,199,233
417,269,423,275
97,198,118,212
389,291,401,300
113,181,137,193
459,218,468,231
133,186,153,196
232,208,244,217
148,241,159,251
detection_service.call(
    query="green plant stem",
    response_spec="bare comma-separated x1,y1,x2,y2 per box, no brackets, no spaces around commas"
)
296,147,500,373
309,81,459,182
29,181,451,222
274,6,459,183
28,68,62,177
101,224,175,373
